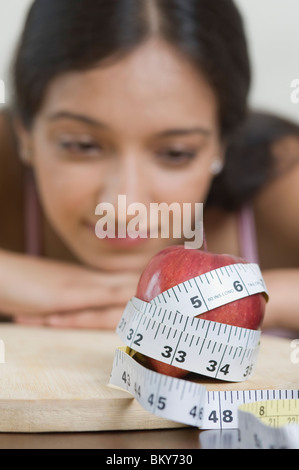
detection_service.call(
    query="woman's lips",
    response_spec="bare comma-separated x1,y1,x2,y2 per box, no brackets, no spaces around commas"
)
85,221,152,247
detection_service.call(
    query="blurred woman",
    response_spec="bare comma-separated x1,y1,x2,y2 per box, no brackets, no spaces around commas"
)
0,0,298,335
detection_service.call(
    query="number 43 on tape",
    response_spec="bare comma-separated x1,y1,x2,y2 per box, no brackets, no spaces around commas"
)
109,346,299,437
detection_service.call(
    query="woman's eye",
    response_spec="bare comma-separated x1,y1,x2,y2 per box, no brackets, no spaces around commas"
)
157,148,197,165
58,138,102,157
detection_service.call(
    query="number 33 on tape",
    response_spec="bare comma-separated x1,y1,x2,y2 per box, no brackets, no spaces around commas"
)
109,263,270,430
115,299,261,383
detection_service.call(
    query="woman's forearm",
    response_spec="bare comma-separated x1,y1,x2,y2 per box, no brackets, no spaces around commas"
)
0,248,139,328
262,269,299,332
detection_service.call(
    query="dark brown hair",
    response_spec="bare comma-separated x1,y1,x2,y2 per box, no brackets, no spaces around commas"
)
12,0,251,139
16,0,294,211
207,111,299,210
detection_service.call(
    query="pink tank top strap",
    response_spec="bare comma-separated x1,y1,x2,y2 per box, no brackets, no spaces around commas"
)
24,169,43,256
238,204,299,337
237,203,259,264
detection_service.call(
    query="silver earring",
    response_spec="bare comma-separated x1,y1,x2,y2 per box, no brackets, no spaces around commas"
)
20,148,32,163
210,160,223,176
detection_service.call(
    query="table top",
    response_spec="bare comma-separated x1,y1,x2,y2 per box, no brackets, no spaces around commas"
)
0,324,298,449
0,428,194,449
0,428,234,449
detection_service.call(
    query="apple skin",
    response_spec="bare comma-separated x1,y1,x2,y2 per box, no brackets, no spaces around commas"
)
135,245,267,378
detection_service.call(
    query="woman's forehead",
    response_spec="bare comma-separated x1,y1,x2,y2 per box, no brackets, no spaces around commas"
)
37,40,219,133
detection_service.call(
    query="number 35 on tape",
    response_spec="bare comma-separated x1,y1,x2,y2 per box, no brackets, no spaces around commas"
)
116,298,260,382
109,263,273,431
114,263,267,382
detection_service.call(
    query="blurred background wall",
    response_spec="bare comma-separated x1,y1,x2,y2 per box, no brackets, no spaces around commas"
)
0,0,298,122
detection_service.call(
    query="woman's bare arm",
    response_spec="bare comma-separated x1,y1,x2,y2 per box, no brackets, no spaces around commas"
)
261,269,299,333
0,249,139,329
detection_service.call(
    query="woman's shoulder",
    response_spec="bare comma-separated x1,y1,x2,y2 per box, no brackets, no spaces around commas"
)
0,108,25,251
253,136,299,269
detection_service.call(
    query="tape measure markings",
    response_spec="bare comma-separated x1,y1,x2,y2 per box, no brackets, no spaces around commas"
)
110,347,206,428
128,298,261,349
233,264,250,296
237,399,299,449
202,390,299,430
109,261,298,446
145,263,268,318
110,347,299,435
118,316,257,382
117,299,260,382
239,399,299,427
189,277,209,311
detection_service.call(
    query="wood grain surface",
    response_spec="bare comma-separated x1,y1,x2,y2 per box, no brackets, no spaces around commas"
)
0,325,298,433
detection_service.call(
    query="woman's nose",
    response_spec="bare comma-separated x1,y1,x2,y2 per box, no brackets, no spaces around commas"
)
97,152,151,221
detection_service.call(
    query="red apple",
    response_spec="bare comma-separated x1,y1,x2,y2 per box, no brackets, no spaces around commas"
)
135,245,267,378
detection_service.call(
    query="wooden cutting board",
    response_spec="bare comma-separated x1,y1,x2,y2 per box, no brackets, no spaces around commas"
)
0,324,298,433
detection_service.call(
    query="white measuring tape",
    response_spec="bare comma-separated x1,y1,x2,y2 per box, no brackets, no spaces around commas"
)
115,263,265,383
109,262,299,448
237,399,299,449
110,348,299,448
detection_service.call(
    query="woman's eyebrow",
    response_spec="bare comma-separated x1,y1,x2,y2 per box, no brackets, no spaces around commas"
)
156,127,212,137
46,111,107,128
46,111,211,136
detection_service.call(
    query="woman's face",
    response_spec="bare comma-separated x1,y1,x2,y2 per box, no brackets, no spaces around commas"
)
21,39,223,272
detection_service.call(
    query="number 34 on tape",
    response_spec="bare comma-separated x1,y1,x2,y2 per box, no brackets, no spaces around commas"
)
116,298,261,383
114,263,267,383
110,263,266,420
108,262,299,447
